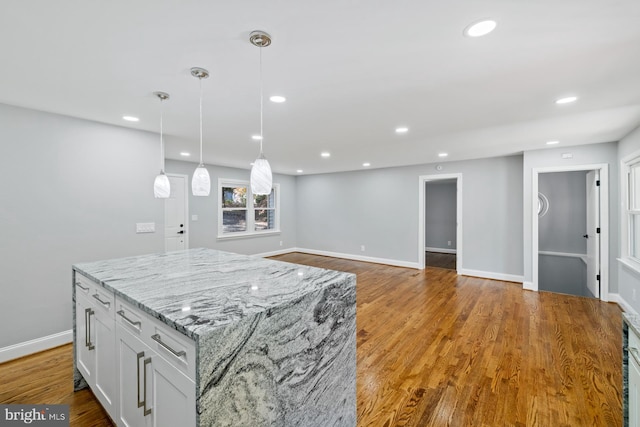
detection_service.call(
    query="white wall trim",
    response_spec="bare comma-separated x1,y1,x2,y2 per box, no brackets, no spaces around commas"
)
0,330,72,364
531,163,609,301
253,248,298,258
418,173,463,273
425,247,457,254
609,293,638,315
523,281,535,291
296,248,420,269
459,268,524,283
538,250,588,264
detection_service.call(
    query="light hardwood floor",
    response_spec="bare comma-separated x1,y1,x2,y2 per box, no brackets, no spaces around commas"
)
0,253,623,426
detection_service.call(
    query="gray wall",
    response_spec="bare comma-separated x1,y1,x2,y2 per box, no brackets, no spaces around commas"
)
538,255,589,297
523,142,619,292
425,180,457,250
0,103,165,348
296,155,523,275
538,171,587,254
165,159,297,255
617,125,640,311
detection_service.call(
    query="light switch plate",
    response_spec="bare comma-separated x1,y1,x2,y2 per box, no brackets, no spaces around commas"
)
192,214,198,221
136,222,155,233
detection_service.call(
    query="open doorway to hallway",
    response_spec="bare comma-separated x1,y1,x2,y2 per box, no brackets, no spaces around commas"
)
425,179,457,270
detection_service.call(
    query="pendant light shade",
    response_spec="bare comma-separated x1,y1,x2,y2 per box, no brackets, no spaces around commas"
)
192,166,211,196
153,91,171,199
190,67,211,196
250,155,272,195
154,173,171,198
249,31,273,196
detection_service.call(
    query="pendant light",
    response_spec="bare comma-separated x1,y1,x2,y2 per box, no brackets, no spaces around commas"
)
153,91,171,198
190,67,211,196
249,31,273,196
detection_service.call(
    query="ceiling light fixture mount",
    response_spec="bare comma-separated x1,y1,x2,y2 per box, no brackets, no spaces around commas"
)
190,67,211,196
249,30,274,196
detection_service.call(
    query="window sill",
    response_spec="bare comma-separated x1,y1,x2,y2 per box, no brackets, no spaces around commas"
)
618,257,640,276
217,230,281,241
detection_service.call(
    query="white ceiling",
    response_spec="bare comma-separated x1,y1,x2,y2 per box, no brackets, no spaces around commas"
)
2,0,640,175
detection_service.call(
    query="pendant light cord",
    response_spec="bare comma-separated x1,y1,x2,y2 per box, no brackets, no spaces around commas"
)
199,77,204,166
259,44,264,156
160,98,165,173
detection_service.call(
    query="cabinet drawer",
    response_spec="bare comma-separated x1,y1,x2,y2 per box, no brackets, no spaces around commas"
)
75,272,115,319
116,296,196,381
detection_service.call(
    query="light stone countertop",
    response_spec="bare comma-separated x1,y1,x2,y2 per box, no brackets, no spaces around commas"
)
73,248,356,341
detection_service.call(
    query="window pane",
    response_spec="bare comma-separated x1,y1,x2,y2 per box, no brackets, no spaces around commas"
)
254,190,275,208
632,164,640,210
222,186,247,208
222,210,246,233
255,209,275,231
633,214,640,260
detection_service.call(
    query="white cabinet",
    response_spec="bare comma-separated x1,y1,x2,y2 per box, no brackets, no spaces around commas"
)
116,325,196,427
75,274,117,416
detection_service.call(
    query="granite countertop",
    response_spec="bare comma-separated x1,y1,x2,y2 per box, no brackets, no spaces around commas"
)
624,312,640,338
73,248,356,341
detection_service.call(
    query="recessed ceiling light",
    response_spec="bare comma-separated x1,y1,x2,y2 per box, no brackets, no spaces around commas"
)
438,153,448,157
321,152,331,158
296,169,304,173
546,140,560,145
122,116,139,122
395,127,409,134
252,135,263,140
464,19,497,37
250,162,255,166
269,95,286,103
555,96,578,104
180,152,191,157
363,162,371,167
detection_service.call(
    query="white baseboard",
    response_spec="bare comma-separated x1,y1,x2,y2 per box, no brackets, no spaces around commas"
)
295,248,420,269
609,293,638,314
0,330,72,364
253,248,297,258
523,281,536,291
425,247,457,254
459,268,524,284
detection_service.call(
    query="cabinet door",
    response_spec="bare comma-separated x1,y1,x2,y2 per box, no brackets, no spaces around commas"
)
147,353,196,427
630,352,640,427
75,293,95,384
117,326,151,427
94,307,117,416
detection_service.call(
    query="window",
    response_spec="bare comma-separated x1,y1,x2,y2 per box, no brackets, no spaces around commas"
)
628,158,640,260
218,179,280,238
622,152,640,269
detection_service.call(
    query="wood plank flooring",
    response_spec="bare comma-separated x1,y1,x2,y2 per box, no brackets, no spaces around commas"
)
425,251,456,270
0,253,623,426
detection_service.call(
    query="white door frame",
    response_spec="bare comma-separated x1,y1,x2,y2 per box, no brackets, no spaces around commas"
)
531,164,609,300
418,173,463,272
165,173,190,251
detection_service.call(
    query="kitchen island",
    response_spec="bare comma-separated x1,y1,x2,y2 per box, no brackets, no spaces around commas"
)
72,248,357,426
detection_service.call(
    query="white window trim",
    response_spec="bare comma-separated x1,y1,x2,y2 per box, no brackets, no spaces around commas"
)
620,149,640,275
217,178,280,240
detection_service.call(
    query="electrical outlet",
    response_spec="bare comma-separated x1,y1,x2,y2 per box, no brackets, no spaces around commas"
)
448,241,452,246
360,245,365,252
191,214,198,221
280,241,283,247
634,289,637,302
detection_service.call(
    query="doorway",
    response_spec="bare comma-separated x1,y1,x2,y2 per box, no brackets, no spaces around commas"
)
418,174,462,271
532,164,609,301
165,173,189,251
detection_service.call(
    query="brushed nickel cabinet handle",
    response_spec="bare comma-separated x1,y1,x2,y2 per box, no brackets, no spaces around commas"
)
92,293,111,308
143,357,152,416
85,308,95,350
76,282,89,291
151,334,186,358
117,310,141,328
137,352,145,408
